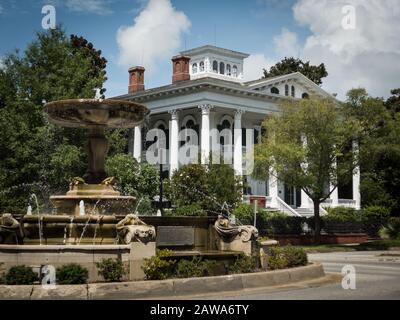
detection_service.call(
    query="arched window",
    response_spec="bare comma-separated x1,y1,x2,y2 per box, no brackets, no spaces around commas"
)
291,85,295,97
192,63,198,74
271,87,279,94
219,62,225,75
212,60,218,73
285,84,289,96
226,64,231,76
199,61,204,72
302,92,309,99
232,65,238,77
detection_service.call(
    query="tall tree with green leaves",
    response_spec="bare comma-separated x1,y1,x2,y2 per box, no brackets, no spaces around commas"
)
0,27,108,213
263,57,328,85
254,97,359,242
345,88,400,214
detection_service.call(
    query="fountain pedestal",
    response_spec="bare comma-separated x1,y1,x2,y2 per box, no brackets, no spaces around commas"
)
50,184,135,216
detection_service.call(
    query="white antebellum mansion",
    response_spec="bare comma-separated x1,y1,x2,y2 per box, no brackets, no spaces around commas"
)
114,45,361,217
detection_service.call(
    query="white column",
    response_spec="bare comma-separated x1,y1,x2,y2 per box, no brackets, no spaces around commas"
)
352,141,361,209
169,110,179,177
268,169,279,208
133,125,142,162
299,134,311,208
233,109,244,176
330,160,339,207
199,104,213,164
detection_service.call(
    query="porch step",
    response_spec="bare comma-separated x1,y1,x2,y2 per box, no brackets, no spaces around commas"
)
295,207,315,217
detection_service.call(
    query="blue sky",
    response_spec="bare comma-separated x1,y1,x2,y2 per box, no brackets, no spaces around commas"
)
0,0,399,99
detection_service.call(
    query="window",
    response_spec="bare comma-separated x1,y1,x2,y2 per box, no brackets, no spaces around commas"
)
285,84,289,96
219,62,225,75
291,85,295,97
192,63,198,74
302,92,309,99
199,61,204,72
213,60,218,73
271,87,279,94
232,65,238,77
226,64,231,76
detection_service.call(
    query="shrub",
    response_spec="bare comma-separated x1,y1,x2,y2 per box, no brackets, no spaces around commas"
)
379,217,400,240
261,212,305,235
361,205,391,237
5,265,38,285
141,249,177,280
176,257,217,278
325,207,360,222
268,246,308,270
56,263,89,284
233,203,254,224
228,254,258,274
96,258,126,282
174,204,207,217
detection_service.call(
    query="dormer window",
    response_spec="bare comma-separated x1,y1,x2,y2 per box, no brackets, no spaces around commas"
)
302,92,309,99
271,87,279,94
213,60,218,73
219,62,225,75
192,63,198,74
199,61,204,72
226,64,231,76
232,65,238,77
285,84,289,96
291,85,295,97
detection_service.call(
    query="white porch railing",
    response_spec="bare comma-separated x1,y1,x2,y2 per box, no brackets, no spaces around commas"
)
276,197,302,217
337,199,357,208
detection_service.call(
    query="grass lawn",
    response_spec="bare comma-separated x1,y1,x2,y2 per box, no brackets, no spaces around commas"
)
295,239,400,253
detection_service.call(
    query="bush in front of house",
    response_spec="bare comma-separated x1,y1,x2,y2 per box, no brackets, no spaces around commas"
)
261,211,305,235
175,257,217,278
141,249,177,280
361,205,391,237
268,246,308,270
96,258,126,282
379,217,400,240
232,203,255,224
56,263,89,284
228,254,258,274
4,265,38,285
324,206,361,222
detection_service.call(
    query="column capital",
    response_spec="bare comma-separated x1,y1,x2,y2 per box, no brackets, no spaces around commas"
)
234,109,245,120
198,104,214,115
168,109,180,120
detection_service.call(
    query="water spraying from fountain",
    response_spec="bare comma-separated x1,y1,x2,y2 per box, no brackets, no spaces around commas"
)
79,200,85,216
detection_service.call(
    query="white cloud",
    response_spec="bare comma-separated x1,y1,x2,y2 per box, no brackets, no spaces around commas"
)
292,0,400,98
243,54,275,81
116,0,191,71
273,28,301,58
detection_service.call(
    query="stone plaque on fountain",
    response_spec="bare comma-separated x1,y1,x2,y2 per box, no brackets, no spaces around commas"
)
156,226,195,247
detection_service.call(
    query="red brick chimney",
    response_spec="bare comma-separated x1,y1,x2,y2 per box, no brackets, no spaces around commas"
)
128,66,145,93
172,55,190,83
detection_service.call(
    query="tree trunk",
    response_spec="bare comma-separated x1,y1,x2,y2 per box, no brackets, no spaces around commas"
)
313,200,321,244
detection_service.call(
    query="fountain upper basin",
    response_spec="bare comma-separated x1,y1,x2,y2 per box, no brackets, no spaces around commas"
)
44,99,149,129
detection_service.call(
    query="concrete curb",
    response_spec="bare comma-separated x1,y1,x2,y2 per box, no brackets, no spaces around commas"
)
0,263,325,300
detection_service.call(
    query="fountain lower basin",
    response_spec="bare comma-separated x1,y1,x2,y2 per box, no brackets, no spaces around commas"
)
50,184,135,216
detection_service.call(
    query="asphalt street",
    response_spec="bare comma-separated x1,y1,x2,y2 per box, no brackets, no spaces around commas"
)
202,251,400,300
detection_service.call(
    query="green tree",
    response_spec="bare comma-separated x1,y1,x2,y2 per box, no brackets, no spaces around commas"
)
254,97,358,242
167,163,242,215
263,57,328,85
0,27,107,213
105,153,159,199
346,88,400,214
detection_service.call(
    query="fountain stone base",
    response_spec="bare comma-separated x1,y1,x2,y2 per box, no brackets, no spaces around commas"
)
50,184,135,216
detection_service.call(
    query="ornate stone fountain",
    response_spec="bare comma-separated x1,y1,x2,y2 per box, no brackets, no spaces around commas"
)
44,98,149,216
